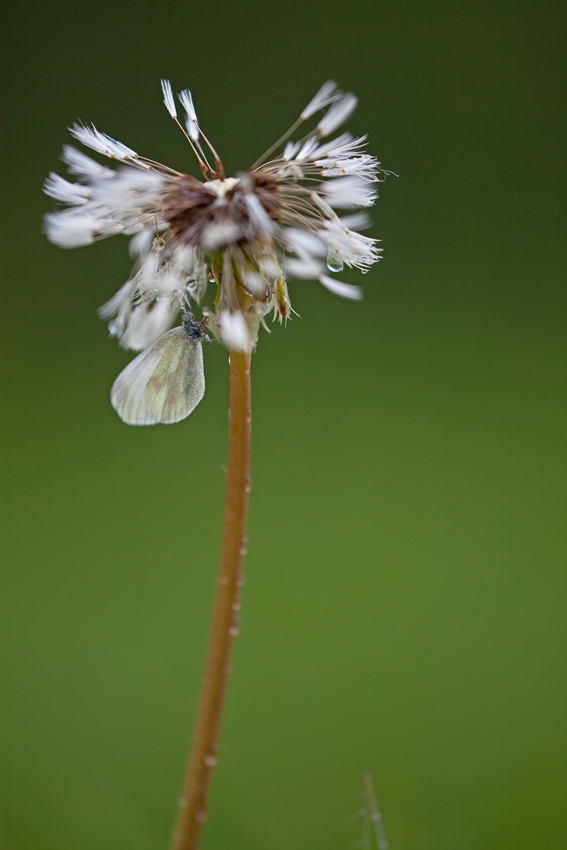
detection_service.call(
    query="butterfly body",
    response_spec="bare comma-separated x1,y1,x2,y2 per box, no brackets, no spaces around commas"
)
111,315,206,425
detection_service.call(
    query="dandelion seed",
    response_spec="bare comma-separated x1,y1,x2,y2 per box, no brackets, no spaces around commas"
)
300,80,341,119
161,79,177,119
177,89,200,141
317,93,359,137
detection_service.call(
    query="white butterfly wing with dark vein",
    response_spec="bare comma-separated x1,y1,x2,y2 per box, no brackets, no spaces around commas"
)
111,327,205,425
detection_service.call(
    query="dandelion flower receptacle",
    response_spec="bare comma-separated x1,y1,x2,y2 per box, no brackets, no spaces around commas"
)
43,80,393,850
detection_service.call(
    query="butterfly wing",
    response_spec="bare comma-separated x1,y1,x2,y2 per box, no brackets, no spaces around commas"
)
145,331,205,424
110,327,204,425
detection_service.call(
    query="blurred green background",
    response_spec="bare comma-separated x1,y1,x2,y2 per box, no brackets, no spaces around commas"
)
2,0,566,848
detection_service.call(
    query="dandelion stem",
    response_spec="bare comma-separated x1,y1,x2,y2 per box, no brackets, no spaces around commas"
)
170,347,252,850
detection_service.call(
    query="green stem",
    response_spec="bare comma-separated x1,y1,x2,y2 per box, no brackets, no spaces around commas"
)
170,347,252,850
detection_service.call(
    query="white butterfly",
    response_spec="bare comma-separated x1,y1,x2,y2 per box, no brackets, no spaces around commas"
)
111,313,207,425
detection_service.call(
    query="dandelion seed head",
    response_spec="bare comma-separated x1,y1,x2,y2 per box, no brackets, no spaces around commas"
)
44,80,392,350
